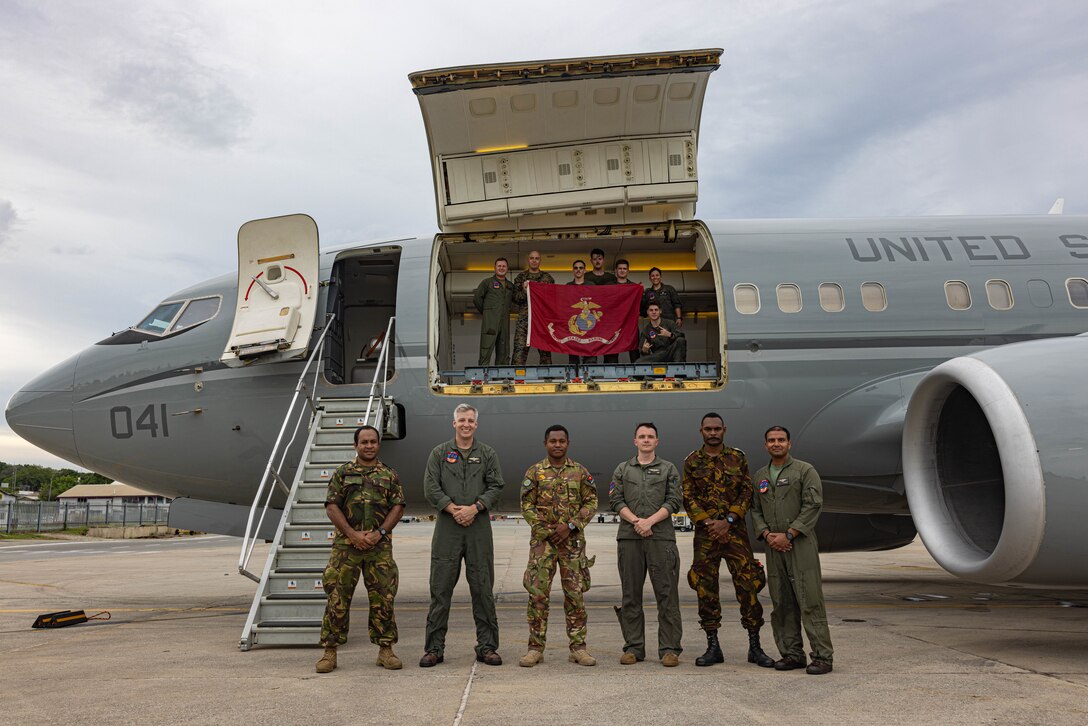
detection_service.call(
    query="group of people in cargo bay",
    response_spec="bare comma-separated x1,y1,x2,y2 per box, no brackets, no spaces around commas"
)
314,405,833,676
472,249,687,367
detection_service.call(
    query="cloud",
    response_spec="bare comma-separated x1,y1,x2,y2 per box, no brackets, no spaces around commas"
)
0,200,19,245
98,51,253,149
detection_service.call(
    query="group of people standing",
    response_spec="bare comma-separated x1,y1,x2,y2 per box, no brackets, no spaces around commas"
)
314,407,833,677
472,249,688,367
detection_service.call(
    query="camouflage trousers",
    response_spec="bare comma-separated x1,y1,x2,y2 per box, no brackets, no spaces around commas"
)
512,315,553,366
687,526,766,632
320,544,399,647
522,537,593,650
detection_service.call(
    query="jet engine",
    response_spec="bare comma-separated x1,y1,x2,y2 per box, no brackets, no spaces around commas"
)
902,334,1088,586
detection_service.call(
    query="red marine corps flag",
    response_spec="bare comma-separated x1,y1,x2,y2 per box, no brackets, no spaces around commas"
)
526,282,643,357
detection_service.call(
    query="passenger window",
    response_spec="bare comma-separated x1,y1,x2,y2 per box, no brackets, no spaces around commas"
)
985,280,1013,310
171,296,222,332
1027,279,1053,308
818,283,844,312
776,284,802,313
134,301,185,334
733,284,760,314
860,282,886,312
944,281,972,310
1067,278,1088,309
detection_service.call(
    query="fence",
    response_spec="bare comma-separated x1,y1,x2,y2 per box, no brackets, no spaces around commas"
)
0,500,171,533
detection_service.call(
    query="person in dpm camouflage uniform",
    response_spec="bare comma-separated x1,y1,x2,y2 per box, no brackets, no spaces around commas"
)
682,413,775,668
519,424,598,668
511,250,555,366
316,425,406,674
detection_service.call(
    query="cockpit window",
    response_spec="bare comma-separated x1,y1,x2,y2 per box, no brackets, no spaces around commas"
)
172,297,221,332
135,302,185,334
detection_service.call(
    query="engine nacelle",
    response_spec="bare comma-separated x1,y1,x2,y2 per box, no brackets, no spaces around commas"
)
903,335,1088,586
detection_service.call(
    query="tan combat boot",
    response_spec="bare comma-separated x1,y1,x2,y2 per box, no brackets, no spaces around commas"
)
315,647,337,673
376,646,403,670
519,649,544,667
661,653,680,667
619,652,639,665
568,648,597,666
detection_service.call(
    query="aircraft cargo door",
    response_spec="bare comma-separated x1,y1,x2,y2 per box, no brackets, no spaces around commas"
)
221,214,320,366
410,49,722,233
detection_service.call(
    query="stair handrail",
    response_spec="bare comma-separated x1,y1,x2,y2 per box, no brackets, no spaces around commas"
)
238,314,337,581
363,316,396,433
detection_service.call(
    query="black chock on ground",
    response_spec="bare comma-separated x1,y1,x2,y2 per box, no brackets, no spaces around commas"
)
32,610,111,629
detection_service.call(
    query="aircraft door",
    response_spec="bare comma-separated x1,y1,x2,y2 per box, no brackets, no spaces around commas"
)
221,214,320,366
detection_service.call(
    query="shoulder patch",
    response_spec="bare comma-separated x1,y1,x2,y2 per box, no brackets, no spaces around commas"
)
522,478,534,489
758,479,770,494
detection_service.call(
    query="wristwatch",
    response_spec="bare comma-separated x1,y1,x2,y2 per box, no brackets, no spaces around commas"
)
379,527,389,538
726,514,737,524
475,502,485,513
567,522,577,532
785,531,795,542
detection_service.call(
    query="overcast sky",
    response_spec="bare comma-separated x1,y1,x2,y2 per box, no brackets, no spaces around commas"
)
2,0,1086,469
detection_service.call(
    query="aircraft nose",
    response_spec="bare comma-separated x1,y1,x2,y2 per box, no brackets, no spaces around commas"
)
4,353,83,466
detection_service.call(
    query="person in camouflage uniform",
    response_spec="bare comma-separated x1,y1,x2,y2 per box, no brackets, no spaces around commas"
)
511,250,555,366
682,413,775,668
518,424,598,667
315,425,406,674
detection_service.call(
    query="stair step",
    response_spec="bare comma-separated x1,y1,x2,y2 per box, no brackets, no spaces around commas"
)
283,524,338,547
290,503,334,525
315,430,360,446
319,413,373,429
252,625,322,647
308,447,356,464
275,549,334,570
320,398,385,413
258,597,328,621
267,572,325,596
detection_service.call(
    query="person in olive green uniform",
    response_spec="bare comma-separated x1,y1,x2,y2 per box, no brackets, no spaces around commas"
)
316,425,406,674
602,259,641,365
750,425,835,675
519,424,598,667
420,404,506,667
640,266,682,325
682,413,776,668
511,250,555,366
636,303,687,363
609,422,684,667
473,257,515,366
586,248,617,285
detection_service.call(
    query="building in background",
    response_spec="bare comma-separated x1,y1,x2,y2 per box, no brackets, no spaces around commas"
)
59,483,170,505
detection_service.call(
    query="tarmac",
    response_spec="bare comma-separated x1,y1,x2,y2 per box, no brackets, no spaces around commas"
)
1,520,1087,725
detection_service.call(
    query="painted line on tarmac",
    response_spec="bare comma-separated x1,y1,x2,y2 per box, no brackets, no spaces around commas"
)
453,661,479,726
0,579,59,589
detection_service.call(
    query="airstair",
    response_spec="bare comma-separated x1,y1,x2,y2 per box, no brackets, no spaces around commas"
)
237,316,398,650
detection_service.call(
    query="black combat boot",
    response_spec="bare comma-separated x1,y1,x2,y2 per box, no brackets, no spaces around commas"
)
695,630,724,666
747,629,776,668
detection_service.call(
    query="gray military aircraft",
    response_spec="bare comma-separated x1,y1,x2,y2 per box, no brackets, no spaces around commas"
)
7,50,1088,589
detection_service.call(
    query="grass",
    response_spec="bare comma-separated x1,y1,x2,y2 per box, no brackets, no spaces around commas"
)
0,527,89,540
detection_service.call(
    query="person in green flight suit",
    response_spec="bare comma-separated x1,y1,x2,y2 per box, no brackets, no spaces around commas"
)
420,404,506,667
609,422,684,667
315,425,406,674
750,425,835,675
473,257,515,366
636,303,686,363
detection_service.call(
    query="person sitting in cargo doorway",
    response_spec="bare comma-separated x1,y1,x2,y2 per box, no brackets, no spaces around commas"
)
637,303,686,363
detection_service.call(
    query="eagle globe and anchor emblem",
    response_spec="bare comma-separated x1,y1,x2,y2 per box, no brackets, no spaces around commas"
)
568,298,603,336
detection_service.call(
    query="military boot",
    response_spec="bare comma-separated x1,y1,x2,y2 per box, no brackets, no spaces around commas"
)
747,629,776,668
695,630,724,667
376,646,403,670
315,647,337,673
